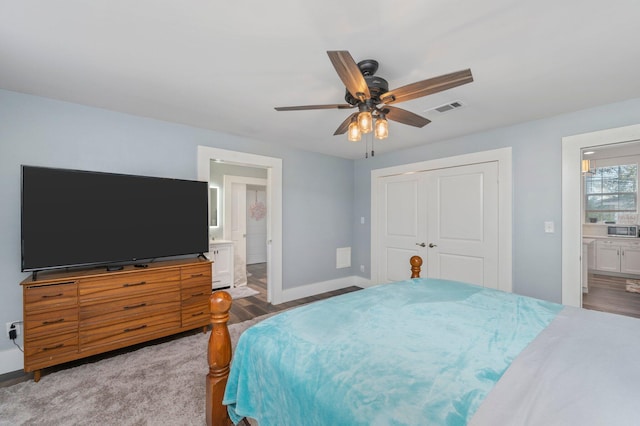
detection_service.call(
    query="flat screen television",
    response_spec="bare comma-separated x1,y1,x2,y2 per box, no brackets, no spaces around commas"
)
21,165,209,273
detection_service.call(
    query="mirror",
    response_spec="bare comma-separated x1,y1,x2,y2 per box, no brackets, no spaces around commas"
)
210,186,219,227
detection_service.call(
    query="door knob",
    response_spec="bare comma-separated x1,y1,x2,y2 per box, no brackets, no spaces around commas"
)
416,242,426,247
429,243,437,248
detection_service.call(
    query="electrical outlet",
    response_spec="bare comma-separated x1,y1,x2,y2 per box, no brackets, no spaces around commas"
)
360,265,365,273
6,322,20,339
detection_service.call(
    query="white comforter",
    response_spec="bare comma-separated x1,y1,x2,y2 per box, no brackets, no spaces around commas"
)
470,307,640,425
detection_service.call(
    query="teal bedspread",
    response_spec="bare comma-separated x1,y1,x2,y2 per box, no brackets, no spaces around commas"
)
223,278,562,425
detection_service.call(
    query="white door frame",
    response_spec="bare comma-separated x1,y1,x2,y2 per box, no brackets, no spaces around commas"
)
561,124,640,307
371,147,513,292
197,146,283,304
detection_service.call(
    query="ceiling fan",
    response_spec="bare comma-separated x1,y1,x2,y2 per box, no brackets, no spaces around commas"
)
275,51,473,142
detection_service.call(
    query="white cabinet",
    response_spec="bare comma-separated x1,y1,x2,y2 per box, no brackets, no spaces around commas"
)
620,241,640,274
208,241,234,289
595,239,640,274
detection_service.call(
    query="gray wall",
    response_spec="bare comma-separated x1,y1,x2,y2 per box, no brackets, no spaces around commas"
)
353,97,640,303
0,89,354,353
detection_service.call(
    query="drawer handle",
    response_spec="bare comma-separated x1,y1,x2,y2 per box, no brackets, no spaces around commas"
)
190,273,204,278
42,318,65,325
123,303,147,310
43,344,64,351
31,280,76,289
123,281,146,288
41,293,63,299
124,324,147,333
191,292,204,297
191,311,204,317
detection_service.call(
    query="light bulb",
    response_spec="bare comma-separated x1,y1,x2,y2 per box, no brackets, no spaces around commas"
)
348,121,361,142
375,117,388,139
358,111,373,133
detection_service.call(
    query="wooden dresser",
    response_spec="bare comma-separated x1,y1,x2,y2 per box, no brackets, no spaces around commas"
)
21,258,212,382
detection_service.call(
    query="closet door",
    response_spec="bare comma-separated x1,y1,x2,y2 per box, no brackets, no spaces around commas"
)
376,161,499,288
426,162,499,288
377,173,427,283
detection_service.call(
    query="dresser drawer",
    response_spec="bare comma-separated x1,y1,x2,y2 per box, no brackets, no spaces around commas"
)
181,264,212,288
181,283,210,305
25,332,78,366
80,291,180,328
79,310,181,351
24,282,78,312
79,269,180,304
181,303,210,328
24,307,78,341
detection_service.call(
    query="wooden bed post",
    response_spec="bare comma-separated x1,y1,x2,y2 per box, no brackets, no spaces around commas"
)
206,290,233,426
410,255,422,278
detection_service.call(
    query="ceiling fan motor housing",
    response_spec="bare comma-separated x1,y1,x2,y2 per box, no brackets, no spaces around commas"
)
345,75,389,105
344,59,389,105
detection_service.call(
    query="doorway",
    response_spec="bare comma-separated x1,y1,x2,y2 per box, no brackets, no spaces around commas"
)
223,175,268,288
197,146,283,304
578,140,640,318
561,123,640,307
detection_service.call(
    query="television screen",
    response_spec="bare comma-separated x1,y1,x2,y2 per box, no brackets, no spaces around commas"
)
21,165,209,272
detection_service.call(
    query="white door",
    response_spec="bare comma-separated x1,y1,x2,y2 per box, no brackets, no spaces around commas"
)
378,173,427,282
246,186,268,264
426,162,499,287
377,161,499,288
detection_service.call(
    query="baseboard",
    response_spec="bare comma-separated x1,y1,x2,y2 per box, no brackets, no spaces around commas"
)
0,347,23,375
279,275,372,304
353,275,375,288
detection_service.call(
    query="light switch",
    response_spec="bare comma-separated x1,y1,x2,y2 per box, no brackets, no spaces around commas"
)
544,221,555,233
360,216,365,224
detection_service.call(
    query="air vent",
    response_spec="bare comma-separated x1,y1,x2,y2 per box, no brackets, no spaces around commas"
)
425,100,465,114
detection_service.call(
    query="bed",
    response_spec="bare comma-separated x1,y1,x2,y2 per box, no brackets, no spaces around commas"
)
205,256,640,425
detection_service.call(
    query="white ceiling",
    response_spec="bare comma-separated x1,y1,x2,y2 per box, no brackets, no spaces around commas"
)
2,0,640,159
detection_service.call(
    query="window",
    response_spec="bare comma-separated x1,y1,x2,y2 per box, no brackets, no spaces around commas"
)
585,164,638,223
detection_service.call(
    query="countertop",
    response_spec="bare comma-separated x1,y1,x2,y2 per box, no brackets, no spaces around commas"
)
583,235,640,240
209,239,233,244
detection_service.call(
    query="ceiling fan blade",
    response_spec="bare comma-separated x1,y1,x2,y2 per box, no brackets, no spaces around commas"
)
275,104,354,111
381,69,473,104
381,106,431,128
334,112,358,135
327,51,370,101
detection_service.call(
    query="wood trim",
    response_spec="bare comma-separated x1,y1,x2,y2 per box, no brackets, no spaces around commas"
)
206,291,233,426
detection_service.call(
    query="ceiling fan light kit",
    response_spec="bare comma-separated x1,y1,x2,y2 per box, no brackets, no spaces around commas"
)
357,106,373,134
275,50,473,152
375,114,389,139
348,120,361,142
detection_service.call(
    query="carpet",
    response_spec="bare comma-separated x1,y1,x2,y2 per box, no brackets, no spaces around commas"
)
224,286,259,299
0,314,273,426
